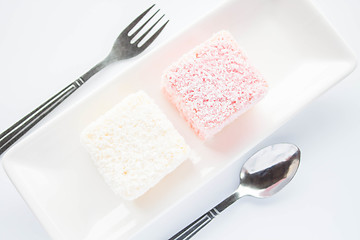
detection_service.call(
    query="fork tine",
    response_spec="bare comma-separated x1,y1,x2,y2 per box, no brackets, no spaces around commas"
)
139,20,169,50
122,4,155,35
134,15,165,46
129,9,160,39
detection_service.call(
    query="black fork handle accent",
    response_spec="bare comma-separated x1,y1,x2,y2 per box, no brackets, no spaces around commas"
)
0,61,107,155
169,192,240,240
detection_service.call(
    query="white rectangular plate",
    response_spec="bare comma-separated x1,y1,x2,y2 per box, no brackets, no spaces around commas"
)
2,0,356,239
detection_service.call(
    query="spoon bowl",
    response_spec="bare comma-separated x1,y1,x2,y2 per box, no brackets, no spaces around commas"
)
170,143,301,240
239,143,300,198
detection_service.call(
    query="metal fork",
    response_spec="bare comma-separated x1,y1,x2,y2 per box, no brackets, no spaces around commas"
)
0,5,168,155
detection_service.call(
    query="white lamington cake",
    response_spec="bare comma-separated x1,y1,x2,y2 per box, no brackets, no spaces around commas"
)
81,91,190,200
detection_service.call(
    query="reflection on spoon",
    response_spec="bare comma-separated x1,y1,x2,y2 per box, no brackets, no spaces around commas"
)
169,143,301,240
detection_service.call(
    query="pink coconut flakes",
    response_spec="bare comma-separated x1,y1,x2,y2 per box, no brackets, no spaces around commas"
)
162,31,268,139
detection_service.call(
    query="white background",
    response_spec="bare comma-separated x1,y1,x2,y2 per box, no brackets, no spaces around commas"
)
0,0,359,239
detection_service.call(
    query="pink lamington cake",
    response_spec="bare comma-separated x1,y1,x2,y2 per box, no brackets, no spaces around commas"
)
162,31,268,139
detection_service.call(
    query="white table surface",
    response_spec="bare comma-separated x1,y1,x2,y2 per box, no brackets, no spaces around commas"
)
1,0,359,239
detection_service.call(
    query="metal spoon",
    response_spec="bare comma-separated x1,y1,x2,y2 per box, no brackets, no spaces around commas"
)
170,143,301,240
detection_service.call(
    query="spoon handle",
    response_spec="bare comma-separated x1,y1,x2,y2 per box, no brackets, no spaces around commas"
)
169,191,240,240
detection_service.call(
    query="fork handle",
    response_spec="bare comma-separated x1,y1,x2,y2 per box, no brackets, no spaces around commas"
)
0,60,107,155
